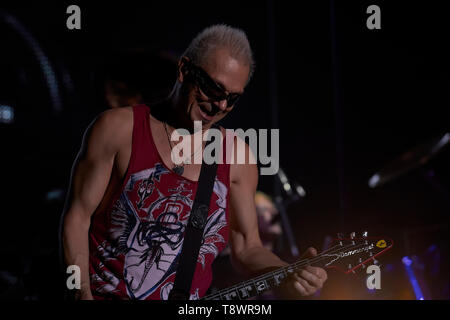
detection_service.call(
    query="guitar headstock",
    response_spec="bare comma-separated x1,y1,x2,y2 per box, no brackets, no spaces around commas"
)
319,231,393,274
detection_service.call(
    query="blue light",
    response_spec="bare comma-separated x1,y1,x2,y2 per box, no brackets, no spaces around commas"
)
402,256,425,300
385,264,394,272
45,189,64,202
402,256,412,267
0,105,14,124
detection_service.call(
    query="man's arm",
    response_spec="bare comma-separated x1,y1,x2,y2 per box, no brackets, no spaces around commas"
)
228,141,327,298
228,157,285,274
62,107,132,299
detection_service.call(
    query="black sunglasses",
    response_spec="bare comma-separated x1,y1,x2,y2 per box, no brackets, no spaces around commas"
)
184,60,241,108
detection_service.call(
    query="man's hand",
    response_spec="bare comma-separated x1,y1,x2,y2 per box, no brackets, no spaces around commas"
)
282,247,328,298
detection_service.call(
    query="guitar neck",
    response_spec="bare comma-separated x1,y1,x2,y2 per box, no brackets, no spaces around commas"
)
202,256,327,300
201,235,391,300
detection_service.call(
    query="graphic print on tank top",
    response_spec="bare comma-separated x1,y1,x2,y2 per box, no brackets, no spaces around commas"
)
91,162,228,300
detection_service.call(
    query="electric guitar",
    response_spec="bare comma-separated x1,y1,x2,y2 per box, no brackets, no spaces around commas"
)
202,232,393,300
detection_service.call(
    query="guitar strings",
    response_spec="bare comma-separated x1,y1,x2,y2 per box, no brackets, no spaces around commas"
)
202,241,375,300
204,239,388,300
202,242,358,300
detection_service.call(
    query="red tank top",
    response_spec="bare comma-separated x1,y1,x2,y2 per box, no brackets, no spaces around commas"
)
88,104,231,300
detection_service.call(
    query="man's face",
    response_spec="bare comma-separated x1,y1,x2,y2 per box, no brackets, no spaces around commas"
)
179,48,250,128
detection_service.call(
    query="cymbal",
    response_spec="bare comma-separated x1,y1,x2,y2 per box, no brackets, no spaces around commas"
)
369,132,450,188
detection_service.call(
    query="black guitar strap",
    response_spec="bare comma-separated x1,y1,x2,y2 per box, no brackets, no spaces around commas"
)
168,127,219,300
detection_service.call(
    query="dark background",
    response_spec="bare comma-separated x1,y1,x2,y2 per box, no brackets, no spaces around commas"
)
0,0,449,300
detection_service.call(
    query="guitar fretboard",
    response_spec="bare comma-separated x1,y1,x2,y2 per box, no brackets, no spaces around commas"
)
200,237,390,300
202,256,329,300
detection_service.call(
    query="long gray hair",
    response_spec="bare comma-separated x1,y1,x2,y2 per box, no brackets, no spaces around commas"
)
182,24,255,83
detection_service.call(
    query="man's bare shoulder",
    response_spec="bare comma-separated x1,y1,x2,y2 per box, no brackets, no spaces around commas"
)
95,106,133,130
84,107,133,152
229,134,258,184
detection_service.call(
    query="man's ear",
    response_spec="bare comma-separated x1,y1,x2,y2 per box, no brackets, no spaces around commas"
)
177,56,190,82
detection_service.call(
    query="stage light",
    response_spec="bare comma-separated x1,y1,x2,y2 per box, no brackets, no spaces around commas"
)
45,188,64,202
0,105,14,124
402,256,425,300
402,256,412,267
368,173,380,188
295,184,306,197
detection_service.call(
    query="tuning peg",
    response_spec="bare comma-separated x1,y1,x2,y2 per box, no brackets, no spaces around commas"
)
350,232,356,245
373,259,378,265
362,231,368,238
336,233,345,246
